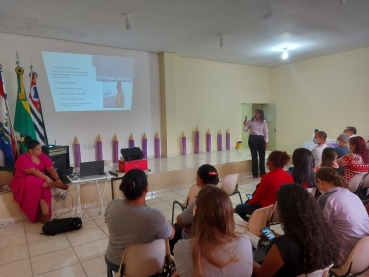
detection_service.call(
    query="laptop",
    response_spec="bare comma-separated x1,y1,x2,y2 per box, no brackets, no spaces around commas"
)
79,161,105,177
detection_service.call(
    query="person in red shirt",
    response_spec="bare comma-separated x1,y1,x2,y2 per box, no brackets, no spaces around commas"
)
234,151,293,221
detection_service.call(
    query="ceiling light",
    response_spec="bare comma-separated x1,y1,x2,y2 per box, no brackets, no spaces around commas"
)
123,13,131,30
219,34,225,47
282,48,289,59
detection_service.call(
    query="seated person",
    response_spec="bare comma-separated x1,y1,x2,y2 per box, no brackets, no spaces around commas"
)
170,164,219,253
289,148,316,188
336,136,369,182
335,133,350,158
316,167,369,266
234,151,293,221
315,147,339,173
343,126,357,138
311,131,328,166
173,185,253,277
105,169,175,273
253,184,339,277
10,136,68,223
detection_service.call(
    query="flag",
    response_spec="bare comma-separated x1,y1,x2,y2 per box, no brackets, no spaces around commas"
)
28,72,48,145
14,65,36,153
0,65,15,167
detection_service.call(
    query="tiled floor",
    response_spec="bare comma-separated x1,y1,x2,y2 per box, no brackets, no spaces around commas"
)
146,149,253,173
2,149,366,277
0,174,266,277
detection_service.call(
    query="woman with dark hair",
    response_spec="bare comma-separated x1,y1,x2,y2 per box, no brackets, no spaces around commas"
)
243,109,269,178
290,148,317,188
316,167,369,266
173,186,253,277
10,136,68,223
337,136,369,182
314,147,339,173
105,169,175,273
234,151,293,220
170,164,219,253
253,184,339,277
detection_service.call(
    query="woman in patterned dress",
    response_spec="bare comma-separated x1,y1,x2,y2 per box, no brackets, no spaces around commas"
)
337,136,369,182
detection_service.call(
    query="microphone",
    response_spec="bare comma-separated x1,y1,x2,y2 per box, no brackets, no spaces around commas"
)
109,170,118,177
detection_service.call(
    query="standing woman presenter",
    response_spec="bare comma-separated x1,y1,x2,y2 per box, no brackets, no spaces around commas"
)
244,109,268,178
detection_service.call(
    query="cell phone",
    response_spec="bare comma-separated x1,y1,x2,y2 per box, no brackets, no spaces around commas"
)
245,116,247,121
246,193,253,200
260,227,276,241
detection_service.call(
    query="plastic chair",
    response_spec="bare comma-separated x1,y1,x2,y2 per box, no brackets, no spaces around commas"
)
297,264,333,277
114,239,172,277
269,201,280,226
329,236,369,277
235,205,273,236
171,184,200,224
306,187,317,197
348,173,369,199
220,173,243,204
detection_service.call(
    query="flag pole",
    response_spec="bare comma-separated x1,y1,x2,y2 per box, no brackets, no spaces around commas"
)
1,64,20,156
29,64,49,145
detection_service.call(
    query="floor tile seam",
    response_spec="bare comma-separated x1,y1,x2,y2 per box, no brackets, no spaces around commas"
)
23,225,35,276
32,258,81,277
72,236,108,251
29,244,73,258
0,256,30,268
31,262,84,277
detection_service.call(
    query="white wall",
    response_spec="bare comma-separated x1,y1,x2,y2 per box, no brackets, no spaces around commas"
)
174,56,270,154
0,33,160,164
271,47,369,153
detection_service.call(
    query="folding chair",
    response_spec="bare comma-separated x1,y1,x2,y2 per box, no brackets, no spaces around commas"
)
111,239,172,277
329,236,369,277
171,184,200,224
220,173,243,204
297,264,333,277
235,205,273,236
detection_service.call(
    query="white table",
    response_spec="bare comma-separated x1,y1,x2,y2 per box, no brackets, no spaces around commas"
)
303,141,316,151
67,174,112,219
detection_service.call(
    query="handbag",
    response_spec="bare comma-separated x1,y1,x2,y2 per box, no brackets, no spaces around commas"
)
42,217,82,236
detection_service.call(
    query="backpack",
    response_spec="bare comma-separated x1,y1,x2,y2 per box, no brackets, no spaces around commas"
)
42,217,82,236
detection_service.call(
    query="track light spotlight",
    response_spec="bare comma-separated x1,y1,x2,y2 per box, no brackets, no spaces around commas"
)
282,48,289,59
123,13,131,30
219,34,225,47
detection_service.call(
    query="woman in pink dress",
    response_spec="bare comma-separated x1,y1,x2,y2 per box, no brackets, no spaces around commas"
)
10,136,68,223
337,136,369,182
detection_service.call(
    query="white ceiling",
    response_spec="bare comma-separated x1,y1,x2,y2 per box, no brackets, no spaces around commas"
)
0,0,368,67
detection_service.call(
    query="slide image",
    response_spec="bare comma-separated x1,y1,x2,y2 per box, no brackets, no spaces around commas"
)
41,52,135,112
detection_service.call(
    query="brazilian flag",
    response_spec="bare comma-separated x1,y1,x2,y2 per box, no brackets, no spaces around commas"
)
14,65,36,153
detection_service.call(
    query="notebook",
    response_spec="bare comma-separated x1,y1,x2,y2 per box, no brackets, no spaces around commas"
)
79,161,105,177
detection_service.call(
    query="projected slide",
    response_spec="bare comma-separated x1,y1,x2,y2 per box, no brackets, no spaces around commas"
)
42,52,135,112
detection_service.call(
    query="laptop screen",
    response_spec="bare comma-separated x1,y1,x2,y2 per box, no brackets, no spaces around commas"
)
79,161,105,177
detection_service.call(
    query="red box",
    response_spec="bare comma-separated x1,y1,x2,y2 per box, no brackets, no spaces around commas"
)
119,159,148,172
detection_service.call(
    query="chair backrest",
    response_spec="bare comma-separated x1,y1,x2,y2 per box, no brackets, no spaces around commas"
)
269,201,280,225
345,236,369,273
359,172,369,189
247,205,273,236
306,187,316,196
348,174,365,192
187,184,201,206
220,173,239,195
117,239,168,277
297,264,333,277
